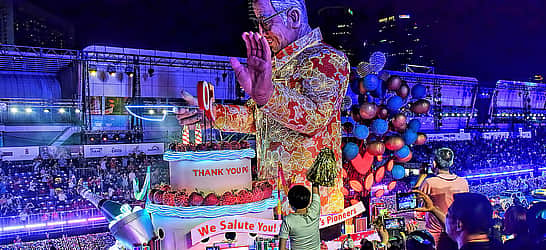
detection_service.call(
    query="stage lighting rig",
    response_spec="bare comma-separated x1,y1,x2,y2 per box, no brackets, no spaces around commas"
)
107,65,117,76
125,65,135,77
88,64,98,76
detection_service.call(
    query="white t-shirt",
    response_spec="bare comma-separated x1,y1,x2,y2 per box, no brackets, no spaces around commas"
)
279,193,321,250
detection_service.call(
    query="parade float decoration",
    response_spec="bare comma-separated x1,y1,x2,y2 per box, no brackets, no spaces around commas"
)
342,52,430,205
79,80,367,249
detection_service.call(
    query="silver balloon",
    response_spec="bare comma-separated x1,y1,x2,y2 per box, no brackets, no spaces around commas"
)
357,62,372,77
341,95,353,112
369,51,387,73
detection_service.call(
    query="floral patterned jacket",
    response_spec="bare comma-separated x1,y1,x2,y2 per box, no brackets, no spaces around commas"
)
214,29,350,215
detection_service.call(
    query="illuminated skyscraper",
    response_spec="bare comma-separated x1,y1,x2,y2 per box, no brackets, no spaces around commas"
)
372,14,435,70
317,6,356,63
0,0,75,48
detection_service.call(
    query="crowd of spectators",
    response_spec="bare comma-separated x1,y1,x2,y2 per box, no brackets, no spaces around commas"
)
412,137,546,174
0,232,116,250
470,175,546,198
0,152,168,224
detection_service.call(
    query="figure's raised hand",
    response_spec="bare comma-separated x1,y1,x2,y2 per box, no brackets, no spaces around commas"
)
230,32,273,106
175,90,206,130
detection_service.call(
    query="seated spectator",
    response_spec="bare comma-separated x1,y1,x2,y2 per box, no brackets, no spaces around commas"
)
503,205,532,250
446,193,502,250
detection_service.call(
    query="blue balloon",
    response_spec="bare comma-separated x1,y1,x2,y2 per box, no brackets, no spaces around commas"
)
403,131,418,145
387,96,404,111
371,119,388,135
408,119,421,132
343,142,360,160
394,145,410,158
354,125,369,140
392,165,406,180
411,84,427,99
350,79,360,95
370,80,386,99
363,74,379,91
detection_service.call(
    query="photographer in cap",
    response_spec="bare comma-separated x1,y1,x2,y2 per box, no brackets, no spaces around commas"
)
418,147,469,248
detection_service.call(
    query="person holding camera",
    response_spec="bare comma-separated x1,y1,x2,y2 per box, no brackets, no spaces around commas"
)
418,147,469,248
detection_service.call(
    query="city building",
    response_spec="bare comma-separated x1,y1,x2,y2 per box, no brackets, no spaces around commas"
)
0,0,75,48
371,14,435,70
317,6,356,62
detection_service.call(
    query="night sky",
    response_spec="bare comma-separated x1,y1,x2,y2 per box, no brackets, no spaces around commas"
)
28,0,546,84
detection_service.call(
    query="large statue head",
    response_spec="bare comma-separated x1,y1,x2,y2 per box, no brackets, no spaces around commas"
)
252,0,312,53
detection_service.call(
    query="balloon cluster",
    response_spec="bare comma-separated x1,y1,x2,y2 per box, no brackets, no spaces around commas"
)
342,52,430,200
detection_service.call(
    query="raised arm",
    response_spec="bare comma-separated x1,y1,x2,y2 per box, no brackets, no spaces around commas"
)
213,102,256,134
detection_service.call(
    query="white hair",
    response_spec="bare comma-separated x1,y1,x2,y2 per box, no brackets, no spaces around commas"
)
270,0,308,25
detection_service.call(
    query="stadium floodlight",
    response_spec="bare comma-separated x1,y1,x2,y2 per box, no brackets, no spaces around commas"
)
125,65,135,77
25,108,32,113
107,65,117,76
44,109,50,113
10,107,18,113
89,64,98,76
75,109,81,114
59,108,66,114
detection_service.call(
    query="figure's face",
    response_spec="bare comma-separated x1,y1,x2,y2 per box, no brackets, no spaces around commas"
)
253,0,298,54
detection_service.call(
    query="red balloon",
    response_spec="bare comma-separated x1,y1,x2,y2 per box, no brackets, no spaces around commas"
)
367,142,385,156
358,79,367,94
411,99,431,114
391,113,407,129
375,189,385,198
349,180,363,192
351,108,362,123
397,83,410,98
342,187,349,196
351,151,374,175
387,76,402,91
415,133,427,145
375,166,386,183
395,123,407,133
364,173,374,191
387,181,397,190
386,159,394,171
359,103,377,120
385,136,404,151
377,105,389,119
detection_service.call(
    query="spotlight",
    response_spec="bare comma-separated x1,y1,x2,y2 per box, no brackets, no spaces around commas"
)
113,134,120,141
75,109,81,114
10,108,18,113
102,134,108,142
148,68,155,77
89,64,98,76
59,108,66,114
125,65,135,77
25,108,32,113
43,109,50,113
148,110,155,115
89,136,96,143
107,65,116,76
162,110,167,115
